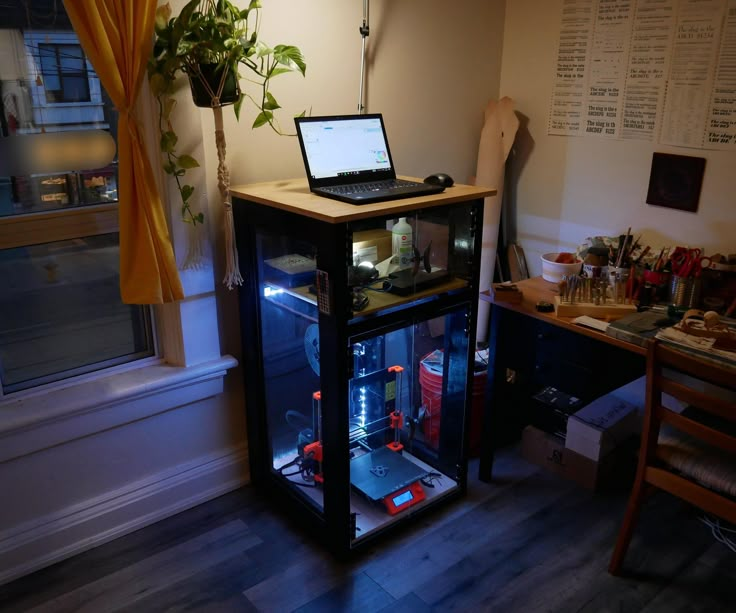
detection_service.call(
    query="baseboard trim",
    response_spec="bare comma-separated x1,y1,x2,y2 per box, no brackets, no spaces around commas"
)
0,444,249,586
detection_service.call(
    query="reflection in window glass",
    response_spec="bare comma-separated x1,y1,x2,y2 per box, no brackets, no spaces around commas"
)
0,3,153,395
1,26,117,216
0,234,154,393
39,43,90,103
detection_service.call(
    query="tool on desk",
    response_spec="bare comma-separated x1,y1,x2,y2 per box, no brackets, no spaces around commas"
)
492,283,523,304
558,278,567,302
573,315,610,332
606,310,675,347
559,274,588,304
652,247,670,272
615,228,632,269
554,272,636,318
677,309,736,352
670,247,712,278
634,245,650,266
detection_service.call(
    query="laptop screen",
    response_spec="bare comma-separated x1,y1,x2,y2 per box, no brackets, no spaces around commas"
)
295,114,396,187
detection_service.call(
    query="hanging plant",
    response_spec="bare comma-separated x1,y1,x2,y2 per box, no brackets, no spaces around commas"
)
147,0,306,283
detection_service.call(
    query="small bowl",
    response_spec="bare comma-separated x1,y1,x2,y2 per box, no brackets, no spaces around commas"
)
541,252,582,283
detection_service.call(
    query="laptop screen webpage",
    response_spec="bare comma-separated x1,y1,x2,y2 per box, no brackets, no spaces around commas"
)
295,114,396,187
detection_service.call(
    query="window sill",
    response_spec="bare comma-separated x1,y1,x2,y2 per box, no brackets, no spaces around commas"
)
0,355,238,462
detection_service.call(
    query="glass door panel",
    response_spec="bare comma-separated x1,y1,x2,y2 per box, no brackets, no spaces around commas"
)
347,307,470,544
347,203,475,318
255,230,323,513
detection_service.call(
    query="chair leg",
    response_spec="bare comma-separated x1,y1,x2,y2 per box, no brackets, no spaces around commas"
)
608,478,648,576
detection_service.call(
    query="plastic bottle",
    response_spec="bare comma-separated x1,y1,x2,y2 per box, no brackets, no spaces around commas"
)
392,217,413,270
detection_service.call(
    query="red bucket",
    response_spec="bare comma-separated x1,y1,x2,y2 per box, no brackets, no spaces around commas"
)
419,351,486,455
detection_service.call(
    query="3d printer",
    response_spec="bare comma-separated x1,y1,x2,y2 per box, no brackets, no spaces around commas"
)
279,363,433,517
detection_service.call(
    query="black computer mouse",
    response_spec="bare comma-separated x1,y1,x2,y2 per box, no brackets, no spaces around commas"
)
424,172,454,188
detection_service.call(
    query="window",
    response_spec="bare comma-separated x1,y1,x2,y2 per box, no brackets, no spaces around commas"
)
0,12,155,395
38,43,90,103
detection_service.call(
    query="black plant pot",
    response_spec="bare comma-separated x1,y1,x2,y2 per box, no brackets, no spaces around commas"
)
188,64,240,108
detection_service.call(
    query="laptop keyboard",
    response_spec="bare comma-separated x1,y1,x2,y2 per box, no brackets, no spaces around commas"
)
322,179,419,195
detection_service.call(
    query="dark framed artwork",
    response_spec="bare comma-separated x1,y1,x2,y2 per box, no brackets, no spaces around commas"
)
646,152,706,212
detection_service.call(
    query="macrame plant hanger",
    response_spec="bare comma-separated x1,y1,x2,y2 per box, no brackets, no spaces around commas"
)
188,58,243,289
213,101,241,289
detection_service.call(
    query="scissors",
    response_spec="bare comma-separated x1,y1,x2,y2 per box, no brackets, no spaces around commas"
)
672,248,711,277
689,255,712,277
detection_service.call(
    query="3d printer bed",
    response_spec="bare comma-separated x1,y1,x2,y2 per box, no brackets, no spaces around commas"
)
272,447,458,540
349,446,428,500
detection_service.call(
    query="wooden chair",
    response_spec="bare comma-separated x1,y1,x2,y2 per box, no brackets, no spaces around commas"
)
608,339,736,575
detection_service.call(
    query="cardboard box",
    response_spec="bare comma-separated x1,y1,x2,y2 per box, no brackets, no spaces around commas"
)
609,375,687,416
565,394,639,461
521,425,635,491
353,229,392,266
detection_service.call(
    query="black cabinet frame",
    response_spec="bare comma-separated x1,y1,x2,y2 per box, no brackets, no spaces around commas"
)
234,195,485,552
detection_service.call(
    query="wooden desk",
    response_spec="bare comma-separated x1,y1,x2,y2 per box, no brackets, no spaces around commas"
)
478,277,646,482
231,177,495,223
484,277,647,356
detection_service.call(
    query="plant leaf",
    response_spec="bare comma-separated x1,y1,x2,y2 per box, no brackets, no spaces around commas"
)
195,212,205,224
268,67,293,78
263,91,280,110
149,73,168,97
255,41,273,58
252,110,273,128
180,184,195,202
160,130,177,153
249,0,262,9
178,154,200,169
172,0,200,47
154,3,172,34
234,92,244,120
274,45,306,76
163,161,176,175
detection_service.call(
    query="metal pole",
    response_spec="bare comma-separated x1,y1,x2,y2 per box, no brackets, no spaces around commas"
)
358,0,370,114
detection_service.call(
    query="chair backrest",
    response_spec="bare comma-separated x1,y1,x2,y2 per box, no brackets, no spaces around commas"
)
647,341,736,442
642,339,736,517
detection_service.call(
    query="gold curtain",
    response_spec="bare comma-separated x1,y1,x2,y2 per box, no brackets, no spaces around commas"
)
65,0,184,304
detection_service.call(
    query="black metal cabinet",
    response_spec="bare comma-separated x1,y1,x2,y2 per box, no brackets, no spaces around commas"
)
232,182,488,553
479,305,645,481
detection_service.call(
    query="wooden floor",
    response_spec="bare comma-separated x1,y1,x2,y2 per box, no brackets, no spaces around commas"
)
1,447,734,612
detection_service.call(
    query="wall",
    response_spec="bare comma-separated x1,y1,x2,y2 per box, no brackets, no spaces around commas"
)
499,0,736,278
204,0,506,188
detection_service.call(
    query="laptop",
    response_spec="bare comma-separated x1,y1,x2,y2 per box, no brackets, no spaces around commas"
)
294,114,446,205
